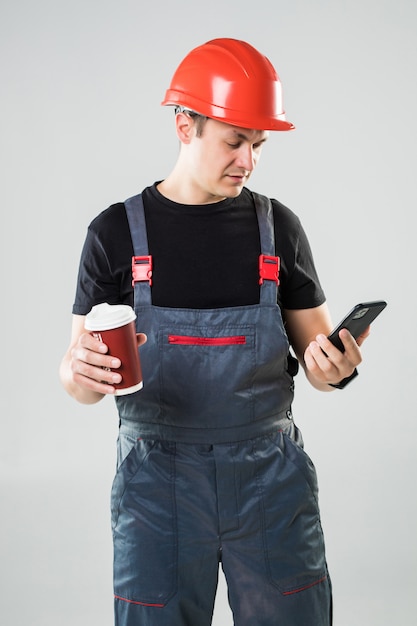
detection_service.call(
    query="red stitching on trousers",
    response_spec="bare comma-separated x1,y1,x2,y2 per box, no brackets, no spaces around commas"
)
114,594,165,608
282,575,327,596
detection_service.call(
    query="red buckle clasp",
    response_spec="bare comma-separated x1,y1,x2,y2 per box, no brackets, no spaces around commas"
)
132,255,153,286
259,254,280,285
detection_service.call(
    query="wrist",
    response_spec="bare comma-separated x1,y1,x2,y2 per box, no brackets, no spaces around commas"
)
328,368,358,389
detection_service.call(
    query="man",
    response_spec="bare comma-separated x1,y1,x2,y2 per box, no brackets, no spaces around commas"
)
60,38,367,626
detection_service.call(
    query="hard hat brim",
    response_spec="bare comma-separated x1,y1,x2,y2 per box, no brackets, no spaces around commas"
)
162,92,295,131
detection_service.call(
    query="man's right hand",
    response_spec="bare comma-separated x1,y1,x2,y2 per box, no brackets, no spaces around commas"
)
60,314,146,404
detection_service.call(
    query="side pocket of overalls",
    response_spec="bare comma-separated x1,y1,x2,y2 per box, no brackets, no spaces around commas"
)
258,430,329,595
111,438,178,607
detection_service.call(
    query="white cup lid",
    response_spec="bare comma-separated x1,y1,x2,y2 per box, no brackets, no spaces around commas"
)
85,303,136,331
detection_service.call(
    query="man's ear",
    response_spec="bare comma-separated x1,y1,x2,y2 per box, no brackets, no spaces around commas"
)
175,111,195,144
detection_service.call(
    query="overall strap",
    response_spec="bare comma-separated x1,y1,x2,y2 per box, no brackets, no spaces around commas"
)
252,192,280,305
124,193,152,305
124,191,279,306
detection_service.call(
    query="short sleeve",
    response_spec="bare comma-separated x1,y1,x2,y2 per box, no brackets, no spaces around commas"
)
273,199,326,310
72,204,134,315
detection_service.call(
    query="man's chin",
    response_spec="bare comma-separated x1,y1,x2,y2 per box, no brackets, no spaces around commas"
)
222,182,245,198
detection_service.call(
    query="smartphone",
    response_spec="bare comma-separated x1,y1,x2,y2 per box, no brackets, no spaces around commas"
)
327,300,387,352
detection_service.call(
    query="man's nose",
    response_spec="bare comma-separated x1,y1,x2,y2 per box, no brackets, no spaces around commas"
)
235,145,257,172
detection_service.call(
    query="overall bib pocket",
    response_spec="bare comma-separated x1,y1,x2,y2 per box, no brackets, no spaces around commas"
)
159,325,256,426
111,439,178,607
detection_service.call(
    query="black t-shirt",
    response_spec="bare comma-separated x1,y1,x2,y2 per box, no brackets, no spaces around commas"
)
73,184,325,314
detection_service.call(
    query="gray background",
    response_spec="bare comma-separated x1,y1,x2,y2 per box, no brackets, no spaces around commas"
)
1,0,416,624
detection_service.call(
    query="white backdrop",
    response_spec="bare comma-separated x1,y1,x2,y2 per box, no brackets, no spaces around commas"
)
1,1,416,624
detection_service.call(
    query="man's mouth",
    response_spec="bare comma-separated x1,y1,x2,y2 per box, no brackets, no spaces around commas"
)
227,172,248,182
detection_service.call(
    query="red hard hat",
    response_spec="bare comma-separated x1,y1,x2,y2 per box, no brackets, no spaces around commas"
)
161,38,295,131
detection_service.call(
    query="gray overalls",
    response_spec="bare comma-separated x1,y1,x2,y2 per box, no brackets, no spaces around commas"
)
111,192,332,625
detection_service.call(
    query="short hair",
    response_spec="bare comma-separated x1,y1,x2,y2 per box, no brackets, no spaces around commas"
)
175,106,209,138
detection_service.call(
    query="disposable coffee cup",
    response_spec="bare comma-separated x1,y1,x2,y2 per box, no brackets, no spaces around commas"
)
85,303,143,396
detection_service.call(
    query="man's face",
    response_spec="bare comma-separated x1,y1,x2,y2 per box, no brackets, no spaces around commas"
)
185,117,269,203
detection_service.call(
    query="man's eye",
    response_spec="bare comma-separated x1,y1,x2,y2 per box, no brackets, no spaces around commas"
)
227,142,240,148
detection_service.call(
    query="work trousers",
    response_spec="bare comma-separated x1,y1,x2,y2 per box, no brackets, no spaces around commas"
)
111,426,332,625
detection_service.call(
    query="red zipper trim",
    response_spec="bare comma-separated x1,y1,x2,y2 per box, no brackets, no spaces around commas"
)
168,335,246,346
